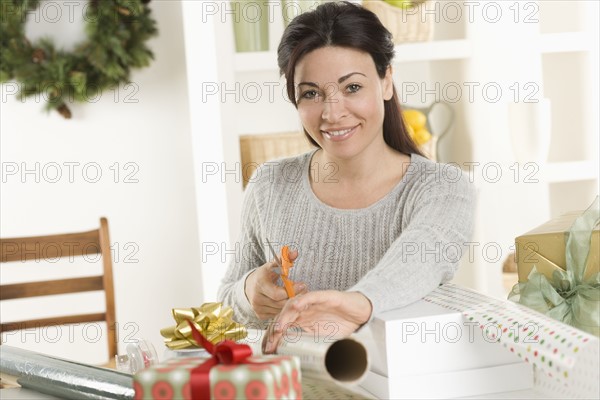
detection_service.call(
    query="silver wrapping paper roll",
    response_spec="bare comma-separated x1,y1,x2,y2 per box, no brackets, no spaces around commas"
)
0,346,133,399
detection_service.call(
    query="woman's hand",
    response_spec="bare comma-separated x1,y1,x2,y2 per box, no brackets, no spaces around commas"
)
262,290,373,354
244,249,306,320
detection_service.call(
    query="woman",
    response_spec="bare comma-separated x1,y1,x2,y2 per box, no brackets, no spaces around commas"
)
217,1,475,353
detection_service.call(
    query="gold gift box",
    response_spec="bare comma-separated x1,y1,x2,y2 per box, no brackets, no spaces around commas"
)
515,211,600,283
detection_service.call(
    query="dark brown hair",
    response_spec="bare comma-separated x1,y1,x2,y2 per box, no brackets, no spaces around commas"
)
277,1,423,156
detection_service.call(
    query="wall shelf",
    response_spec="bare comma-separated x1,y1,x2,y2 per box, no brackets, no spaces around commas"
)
392,39,472,63
234,39,472,72
538,32,592,54
541,160,599,183
234,51,278,73
468,160,599,190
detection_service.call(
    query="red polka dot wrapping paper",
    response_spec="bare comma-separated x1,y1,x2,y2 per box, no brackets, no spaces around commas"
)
133,355,302,400
424,284,599,398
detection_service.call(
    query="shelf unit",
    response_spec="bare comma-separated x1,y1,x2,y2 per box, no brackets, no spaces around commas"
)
538,31,592,54
184,0,599,300
542,161,598,183
234,39,473,72
234,32,592,73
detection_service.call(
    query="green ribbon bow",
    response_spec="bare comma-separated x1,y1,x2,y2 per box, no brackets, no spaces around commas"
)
509,197,600,336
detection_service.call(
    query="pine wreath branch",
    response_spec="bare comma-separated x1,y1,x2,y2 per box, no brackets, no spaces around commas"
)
0,0,158,118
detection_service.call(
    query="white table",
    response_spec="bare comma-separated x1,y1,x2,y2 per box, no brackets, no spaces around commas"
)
1,388,57,399
0,383,559,399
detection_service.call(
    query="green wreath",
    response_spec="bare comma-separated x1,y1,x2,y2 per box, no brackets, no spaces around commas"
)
0,0,158,118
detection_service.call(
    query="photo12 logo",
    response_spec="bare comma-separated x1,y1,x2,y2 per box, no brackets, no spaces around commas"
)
1,1,148,24
1,240,140,264
1,321,141,345
2,81,140,105
2,162,140,184
399,320,540,344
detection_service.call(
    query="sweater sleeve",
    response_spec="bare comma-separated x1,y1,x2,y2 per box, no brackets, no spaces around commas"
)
350,167,476,319
216,177,267,326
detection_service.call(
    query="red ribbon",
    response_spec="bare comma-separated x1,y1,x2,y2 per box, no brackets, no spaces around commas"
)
186,319,253,399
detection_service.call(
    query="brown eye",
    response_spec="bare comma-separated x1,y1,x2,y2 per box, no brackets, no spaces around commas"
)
347,84,361,93
300,90,319,100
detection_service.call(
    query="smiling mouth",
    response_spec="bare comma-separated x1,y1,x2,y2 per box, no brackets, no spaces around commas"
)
321,125,358,141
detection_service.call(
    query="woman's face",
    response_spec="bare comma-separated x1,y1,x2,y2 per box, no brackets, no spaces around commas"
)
294,46,393,161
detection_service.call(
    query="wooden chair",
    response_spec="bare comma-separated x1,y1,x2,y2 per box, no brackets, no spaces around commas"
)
0,217,117,360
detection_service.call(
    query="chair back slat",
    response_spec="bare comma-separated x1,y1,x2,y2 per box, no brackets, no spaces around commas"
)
0,218,118,359
0,276,104,300
0,230,101,262
0,313,107,334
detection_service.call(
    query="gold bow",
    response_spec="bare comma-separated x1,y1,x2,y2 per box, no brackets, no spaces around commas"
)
160,303,247,349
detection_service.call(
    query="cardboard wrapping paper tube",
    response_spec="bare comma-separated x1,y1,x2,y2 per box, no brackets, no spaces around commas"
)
321,336,368,382
0,346,134,399
241,329,369,385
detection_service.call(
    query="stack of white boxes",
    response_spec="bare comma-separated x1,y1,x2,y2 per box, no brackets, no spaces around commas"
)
356,299,534,399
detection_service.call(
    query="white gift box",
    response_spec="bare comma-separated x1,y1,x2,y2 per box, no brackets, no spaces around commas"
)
361,363,533,399
356,298,534,398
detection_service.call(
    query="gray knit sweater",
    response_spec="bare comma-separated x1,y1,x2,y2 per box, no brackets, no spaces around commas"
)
217,150,476,326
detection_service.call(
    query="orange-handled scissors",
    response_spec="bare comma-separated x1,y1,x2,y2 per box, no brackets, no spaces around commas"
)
266,239,296,298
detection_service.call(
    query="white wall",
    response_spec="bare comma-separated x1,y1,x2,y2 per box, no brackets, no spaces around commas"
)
0,2,203,364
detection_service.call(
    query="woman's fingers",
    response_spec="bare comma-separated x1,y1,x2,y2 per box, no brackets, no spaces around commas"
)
253,288,292,319
293,281,307,295
261,291,372,353
262,320,277,354
246,260,303,320
262,295,307,353
259,278,290,302
287,248,299,261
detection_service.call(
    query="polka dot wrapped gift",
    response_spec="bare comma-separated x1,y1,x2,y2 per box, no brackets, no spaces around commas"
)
134,320,301,400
